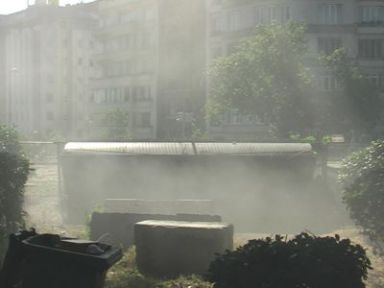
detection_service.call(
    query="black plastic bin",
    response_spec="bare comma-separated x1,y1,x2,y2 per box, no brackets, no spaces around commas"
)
0,230,122,288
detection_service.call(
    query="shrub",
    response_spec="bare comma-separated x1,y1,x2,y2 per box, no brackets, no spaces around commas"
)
0,126,30,261
340,140,384,246
207,233,371,288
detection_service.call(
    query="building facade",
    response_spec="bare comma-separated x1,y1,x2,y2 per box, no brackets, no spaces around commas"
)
89,0,206,140
1,0,383,140
0,16,5,124
0,1,96,138
89,0,158,140
156,0,206,139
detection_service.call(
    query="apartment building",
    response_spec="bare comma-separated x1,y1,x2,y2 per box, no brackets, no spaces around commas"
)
0,17,5,124
206,0,384,139
1,0,382,140
89,0,158,140
157,0,206,139
90,0,206,140
356,1,384,90
0,0,206,140
0,1,96,138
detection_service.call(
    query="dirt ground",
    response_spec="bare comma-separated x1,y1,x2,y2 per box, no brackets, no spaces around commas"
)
24,164,85,237
23,163,384,287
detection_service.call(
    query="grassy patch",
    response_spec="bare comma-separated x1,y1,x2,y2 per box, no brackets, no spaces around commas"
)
105,247,213,288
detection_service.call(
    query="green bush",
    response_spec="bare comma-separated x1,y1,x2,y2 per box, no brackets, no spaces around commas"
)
340,140,384,246
207,233,371,288
0,125,23,154
0,126,30,261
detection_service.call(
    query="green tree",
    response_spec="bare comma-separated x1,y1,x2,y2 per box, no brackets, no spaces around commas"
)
207,23,314,137
0,125,23,155
321,49,382,141
340,140,384,252
100,109,131,141
0,125,30,261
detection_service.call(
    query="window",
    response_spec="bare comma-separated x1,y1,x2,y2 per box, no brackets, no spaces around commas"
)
211,0,222,6
253,5,290,25
46,93,54,103
253,6,263,25
359,39,383,59
133,112,150,127
318,37,342,54
124,87,130,102
211,13,226,32
145,9,156,20
47,74,54,83
46,111,54,121
268,5,290,23
318,4,342,24
228,10,250,31
211,46,223,59
140,112,151,127
360,6,384,26
319,75,342,91
228,11,241,31
132,86,138,100
365,74,384,89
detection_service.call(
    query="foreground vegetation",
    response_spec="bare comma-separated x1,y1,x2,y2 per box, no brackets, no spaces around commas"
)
0,126,30,261
105,233,372,288
340,140,384,252
208,233,371,288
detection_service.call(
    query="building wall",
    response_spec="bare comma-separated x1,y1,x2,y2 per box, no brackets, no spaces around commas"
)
1,0,383,140
0,18,5,124
356,1,384,90
157,0,207,139
89,0,207,140
1,3,96,138
89,0,158,140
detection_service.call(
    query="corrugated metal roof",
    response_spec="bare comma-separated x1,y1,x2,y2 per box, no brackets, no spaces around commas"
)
64,142,312,156
64,142,194,155
194,143,312,155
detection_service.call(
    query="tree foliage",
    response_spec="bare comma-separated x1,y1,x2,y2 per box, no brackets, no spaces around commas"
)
207,233,371,288
340,140,384,248
321,49,383,140
0,125,23,155
207,23,314,137
0,125,29,261
92,108,132,141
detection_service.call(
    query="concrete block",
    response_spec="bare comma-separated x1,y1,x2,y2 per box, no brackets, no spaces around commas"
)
104,199,215,215
90,213,221,249
135,220,233,278
175,199,214,215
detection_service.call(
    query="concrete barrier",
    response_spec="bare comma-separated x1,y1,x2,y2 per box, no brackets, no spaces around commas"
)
135,220,233,278
104,199,215,215
90,212,222,249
